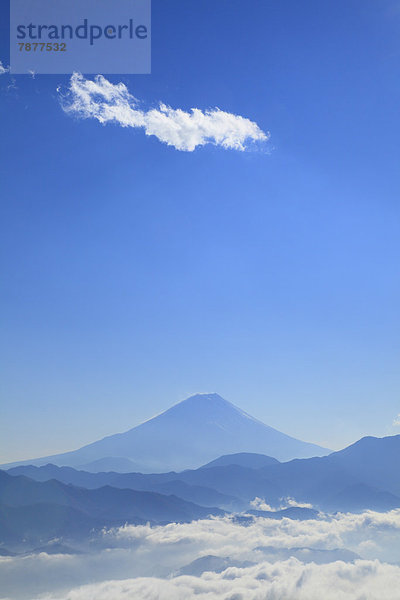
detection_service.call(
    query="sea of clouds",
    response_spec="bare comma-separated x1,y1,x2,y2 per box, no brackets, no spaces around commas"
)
2,509,400,600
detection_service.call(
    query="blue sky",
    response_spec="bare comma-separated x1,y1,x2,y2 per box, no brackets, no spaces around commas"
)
1,0,400,462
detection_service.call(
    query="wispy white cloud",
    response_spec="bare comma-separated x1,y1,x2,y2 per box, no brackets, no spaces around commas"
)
393,414,400,427
0,61,9,75
250,496,314,511
285,497,314,509
250,497,275,511
59,73,269,152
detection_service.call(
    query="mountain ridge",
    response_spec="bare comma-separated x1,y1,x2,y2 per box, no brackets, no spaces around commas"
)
0,469,224,546
3,432,400,546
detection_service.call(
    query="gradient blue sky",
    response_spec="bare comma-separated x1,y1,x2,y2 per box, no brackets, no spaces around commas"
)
1,0,400,462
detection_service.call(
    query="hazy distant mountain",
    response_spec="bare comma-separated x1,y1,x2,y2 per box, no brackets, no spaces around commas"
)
247,506,320,520
8,435,400,513
175,436,400,511
7,462,278,506
201,452,280,469
321,435,400,496
0,547,16,556
255,546,360,564
255,434,400,510
177,547,360,575
8,464,240,509
177,555,254,576
0,470,223,545
324,483,400,512
0,504,106,547
29,541,82,555
176,543,359,577
78,457,140,473
1,393,329,472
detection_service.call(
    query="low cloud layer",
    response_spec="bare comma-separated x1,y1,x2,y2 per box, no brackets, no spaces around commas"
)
3,510,400,599
106,509,400,563
39,559,400,600
59,73,269,151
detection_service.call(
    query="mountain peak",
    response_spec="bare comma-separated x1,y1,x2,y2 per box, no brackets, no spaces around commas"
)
164,392,247,420
186,392,225,400
180,393,229,404
1,393,331,473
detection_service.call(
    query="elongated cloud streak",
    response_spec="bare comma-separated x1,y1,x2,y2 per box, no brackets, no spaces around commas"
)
59,73,269,151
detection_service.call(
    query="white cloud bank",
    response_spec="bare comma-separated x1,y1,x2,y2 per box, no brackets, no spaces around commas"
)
3,511,400,600
107,510,400,563
39,559,400,600
59,73,269,151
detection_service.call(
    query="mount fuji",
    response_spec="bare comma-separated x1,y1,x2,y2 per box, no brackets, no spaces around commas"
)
2,393,330,472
